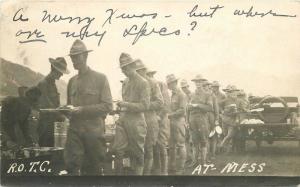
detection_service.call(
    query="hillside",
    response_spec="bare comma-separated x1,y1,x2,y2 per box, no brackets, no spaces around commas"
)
0,58,67,104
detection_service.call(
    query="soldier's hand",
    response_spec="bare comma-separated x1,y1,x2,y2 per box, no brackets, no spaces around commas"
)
215,120,219,126
71,106,83,115
117,101,128,107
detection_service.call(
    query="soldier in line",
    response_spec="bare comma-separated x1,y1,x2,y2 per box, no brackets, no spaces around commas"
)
1,87,41,151
64,40,113,175
211,81,226,154
166,74,187,175
220,85,232,137
37,57,69,147
188,75,213,165
203,81,219,160
135,60,164,175
211,81,226,106
147,69,171,175
219,85,240,153
180,79,195,167
115,53,150,175
234,89,250,152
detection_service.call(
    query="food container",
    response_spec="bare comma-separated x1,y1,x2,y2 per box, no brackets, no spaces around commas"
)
54,120,69,148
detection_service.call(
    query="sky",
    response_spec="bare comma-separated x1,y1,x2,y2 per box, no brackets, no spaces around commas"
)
0,0,300,99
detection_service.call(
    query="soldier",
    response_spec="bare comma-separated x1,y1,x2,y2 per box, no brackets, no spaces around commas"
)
219,85,240,153
222,85,232,98
1,87,41,151
220,85,232,136
64,40,113,175
211,81,226,106
211,81,225,154
203,81,219,160
37,57,69,147
115,53,150,175
135,60,163,175
180,79,192,101
188,75,213,165
180,79,195,167
235,89,250,152
147,69,171,175
166,74,187,175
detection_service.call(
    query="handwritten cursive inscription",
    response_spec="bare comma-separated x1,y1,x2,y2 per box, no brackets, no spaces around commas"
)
123,21,181,45
234,6,297,18
15,29,46,43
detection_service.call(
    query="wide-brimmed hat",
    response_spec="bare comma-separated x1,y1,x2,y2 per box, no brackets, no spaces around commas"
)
68,40,93,56
135,59,147,71
166,74,179,84
49,57,69,74
228,85,240,93
191,74,207,82
223,85,232,92
211,81,220,87
180,79,189,88
119,53,135,68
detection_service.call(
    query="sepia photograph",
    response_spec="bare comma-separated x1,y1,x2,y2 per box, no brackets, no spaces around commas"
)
0,0,300,186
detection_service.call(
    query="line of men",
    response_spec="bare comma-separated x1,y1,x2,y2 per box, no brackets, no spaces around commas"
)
1,39,250,176
113,53,250,175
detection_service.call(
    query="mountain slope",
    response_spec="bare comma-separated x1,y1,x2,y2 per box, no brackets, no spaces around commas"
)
0,58,67,104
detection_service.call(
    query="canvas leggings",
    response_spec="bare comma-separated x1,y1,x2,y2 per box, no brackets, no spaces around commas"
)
152,114,170,175
112,113,147,175
64,121,106,176
168,117,186,175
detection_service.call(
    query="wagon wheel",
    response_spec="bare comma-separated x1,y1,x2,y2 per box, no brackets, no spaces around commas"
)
257,96,289,123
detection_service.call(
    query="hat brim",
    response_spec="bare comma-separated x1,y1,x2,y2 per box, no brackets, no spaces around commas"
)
228,89,240,93
191,78,207,82
147,71,157,75
120,61,135,68
49,58,70,74
135,67,147,71
167,79,178,84
68,49,93,56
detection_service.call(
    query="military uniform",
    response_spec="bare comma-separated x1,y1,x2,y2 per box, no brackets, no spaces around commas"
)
219,97,239,150
168,87,187,175
64,67,113,175
1,87,41,151
37,76,61,147
1,97,35,149
118,73,150,175
152,81,170,175
189,88,213,164
235,94,250,152
182,91,195,167
214,91,226,107
143,76,163,175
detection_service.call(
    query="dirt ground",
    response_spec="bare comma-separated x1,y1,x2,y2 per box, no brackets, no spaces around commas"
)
184,141,300,176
